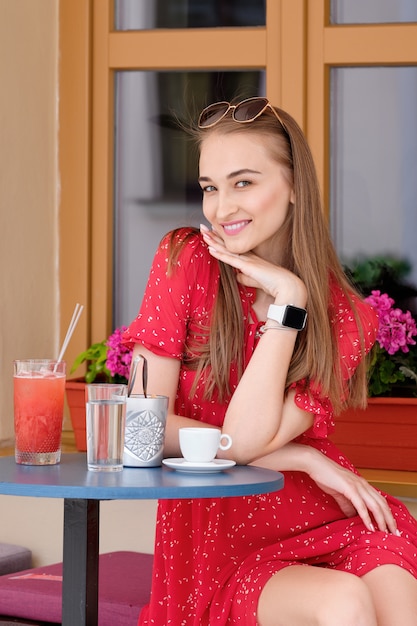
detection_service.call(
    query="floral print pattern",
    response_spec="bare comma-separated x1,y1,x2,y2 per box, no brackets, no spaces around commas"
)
123,229,417,625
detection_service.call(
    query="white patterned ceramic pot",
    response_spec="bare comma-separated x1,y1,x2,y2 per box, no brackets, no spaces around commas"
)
123,394,168,467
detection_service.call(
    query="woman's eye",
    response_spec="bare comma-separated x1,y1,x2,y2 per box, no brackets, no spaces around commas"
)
236,180,251,188
202,185,216,192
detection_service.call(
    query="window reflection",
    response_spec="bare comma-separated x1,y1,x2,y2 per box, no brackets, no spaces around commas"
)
330,66,417,287
114,70,264,327
115,0,266,30
330,0,417,24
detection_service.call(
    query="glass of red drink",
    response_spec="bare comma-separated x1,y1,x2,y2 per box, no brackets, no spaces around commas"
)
13,359,66,465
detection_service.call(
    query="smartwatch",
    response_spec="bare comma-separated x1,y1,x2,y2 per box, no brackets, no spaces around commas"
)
267,304,307,331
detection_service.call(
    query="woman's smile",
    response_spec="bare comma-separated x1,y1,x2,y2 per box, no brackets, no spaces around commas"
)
221,219,252,236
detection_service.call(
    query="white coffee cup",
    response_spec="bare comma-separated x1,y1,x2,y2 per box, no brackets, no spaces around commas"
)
179,428,232,463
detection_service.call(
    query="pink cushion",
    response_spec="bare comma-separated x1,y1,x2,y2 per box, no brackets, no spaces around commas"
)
0,551,153,625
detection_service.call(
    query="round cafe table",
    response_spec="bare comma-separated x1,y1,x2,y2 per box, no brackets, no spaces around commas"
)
0,453,284,626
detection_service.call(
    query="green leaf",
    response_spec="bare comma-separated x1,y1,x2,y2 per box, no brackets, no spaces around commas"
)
70,340,112,383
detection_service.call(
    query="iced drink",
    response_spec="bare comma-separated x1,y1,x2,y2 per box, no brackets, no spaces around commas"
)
14,360,66,465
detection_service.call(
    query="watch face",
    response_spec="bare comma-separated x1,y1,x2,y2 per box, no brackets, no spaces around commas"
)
282,306,307,330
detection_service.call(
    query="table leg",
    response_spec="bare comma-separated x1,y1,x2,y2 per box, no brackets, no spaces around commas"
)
62,499,100,626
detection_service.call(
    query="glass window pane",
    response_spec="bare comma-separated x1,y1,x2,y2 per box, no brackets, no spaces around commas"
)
115,0,266,30
114,70,265,327
330,66,417,289
330,0,417,24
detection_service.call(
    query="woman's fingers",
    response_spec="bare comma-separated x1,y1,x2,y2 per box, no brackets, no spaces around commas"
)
352,480,399,535
200,226,303,300
313,461,399,535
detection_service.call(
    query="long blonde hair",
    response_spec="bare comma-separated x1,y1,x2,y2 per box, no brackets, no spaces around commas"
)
169,104,369,414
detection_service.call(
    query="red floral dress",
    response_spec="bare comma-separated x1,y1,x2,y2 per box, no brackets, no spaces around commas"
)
123,229,417,625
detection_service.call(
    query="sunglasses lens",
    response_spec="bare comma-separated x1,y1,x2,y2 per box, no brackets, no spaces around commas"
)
233,97,268,122
198,102,230,128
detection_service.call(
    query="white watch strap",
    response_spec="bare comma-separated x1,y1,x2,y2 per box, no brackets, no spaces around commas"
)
266,304,286,324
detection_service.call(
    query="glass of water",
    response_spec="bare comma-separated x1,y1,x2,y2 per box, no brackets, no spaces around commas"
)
86,383,127,471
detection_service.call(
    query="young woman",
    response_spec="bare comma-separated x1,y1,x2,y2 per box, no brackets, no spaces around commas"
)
124,98,417,625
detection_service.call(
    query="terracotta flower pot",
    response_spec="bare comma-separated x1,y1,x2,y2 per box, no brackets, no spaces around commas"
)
331,397,417,471
65,378,87,451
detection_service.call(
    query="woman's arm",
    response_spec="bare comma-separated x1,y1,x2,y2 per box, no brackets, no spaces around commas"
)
221,345,313,464
252,443,399,535
131,343,313,462
129,344,218,457
201,228,311,463
130,347,397,535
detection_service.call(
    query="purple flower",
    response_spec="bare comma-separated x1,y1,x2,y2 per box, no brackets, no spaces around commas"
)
365,290,417,356
106,326,132,381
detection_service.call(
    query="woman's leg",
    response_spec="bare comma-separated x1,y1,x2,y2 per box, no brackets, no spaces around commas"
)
257,565,377,626
362,564,417,626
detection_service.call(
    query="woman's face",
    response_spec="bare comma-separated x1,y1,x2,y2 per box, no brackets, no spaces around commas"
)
199,130,294,260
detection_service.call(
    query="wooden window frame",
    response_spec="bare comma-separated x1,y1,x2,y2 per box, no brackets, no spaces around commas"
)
59,0,417,367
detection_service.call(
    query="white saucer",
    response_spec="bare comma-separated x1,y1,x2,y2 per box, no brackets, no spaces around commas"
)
162,458,236,473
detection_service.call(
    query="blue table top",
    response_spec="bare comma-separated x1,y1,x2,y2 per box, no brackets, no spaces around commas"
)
0,454,284,500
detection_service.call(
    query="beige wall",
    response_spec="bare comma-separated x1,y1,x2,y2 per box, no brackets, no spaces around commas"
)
0,0,158,569
0,2,158,568
0,495,157,566
0,0,60,443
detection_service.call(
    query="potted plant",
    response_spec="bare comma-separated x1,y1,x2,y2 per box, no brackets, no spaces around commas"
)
331,256,417,470
364,290,417,398
65,327,133,450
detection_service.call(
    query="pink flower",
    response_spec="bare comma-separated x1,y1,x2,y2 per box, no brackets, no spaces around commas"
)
106,326,132,380
365,290,417,356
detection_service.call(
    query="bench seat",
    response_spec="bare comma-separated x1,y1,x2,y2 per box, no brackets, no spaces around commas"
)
360,468,417,499
0,551,153,625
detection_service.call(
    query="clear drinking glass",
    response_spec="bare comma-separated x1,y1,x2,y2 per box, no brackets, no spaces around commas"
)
86,383,127,471
13,359,66,465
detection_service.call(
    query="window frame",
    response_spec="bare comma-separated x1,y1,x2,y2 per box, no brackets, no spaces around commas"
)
59,0,417,366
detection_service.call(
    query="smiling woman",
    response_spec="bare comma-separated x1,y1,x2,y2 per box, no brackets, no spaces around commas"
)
121,100,417,625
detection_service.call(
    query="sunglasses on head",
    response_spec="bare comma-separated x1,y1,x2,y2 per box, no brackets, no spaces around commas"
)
198,97,287,132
